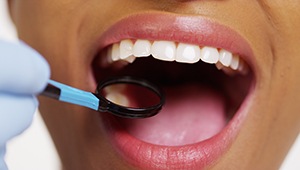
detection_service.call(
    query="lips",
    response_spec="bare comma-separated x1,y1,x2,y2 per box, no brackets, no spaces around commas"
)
92,13,256,169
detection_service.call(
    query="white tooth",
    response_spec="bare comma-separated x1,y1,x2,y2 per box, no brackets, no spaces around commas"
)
219,49,232,67
176,43,201,63
230,55,240,70
104,84,126,93
215,62,224,70
133,40,151,57
111,43,120,61
151,41,176,61
222,67,235,76
237,59,249,75
120,39,133,59
105,92,129,107
124,55,136,63
200,47,219,64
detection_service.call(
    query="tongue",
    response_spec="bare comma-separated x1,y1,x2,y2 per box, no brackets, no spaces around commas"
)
120,83,227,146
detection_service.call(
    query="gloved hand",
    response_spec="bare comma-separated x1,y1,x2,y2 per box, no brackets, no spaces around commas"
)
0,40,50,170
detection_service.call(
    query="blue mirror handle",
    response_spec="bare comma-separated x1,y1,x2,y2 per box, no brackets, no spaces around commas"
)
41,80,99,111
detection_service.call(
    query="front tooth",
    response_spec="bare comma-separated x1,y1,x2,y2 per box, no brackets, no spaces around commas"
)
133,40,151,57
219,49,232,67
111,43,120,61
120,39,133,59
151,41,176,61
176,43,201,63
110,40,247,75
200,47,219,64
230,55,240,70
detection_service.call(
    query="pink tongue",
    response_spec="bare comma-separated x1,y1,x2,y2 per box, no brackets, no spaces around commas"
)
121,84,227,146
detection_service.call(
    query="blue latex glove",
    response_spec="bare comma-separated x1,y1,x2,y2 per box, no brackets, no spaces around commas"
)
0,40,50,170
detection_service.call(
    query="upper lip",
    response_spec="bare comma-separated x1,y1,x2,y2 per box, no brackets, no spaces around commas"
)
96,12,256,74
94,12,256,169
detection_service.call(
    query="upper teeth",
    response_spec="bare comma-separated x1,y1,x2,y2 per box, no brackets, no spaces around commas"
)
104,39,249,75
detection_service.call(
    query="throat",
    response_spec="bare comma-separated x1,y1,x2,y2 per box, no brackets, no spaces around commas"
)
118,83,227,146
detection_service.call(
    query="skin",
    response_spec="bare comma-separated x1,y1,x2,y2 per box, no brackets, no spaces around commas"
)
8,0,300,169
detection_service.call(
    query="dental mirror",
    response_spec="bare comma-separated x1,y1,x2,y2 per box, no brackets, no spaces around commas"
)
41,76,165,118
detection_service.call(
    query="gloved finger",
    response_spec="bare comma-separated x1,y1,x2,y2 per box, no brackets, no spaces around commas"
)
0,40,50,94
0,93,36,145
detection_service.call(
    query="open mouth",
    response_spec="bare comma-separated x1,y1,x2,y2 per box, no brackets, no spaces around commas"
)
91,13,256,169
94,39,252,145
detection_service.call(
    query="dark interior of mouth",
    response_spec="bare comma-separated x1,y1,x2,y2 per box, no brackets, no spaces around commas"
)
93,56,253,146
